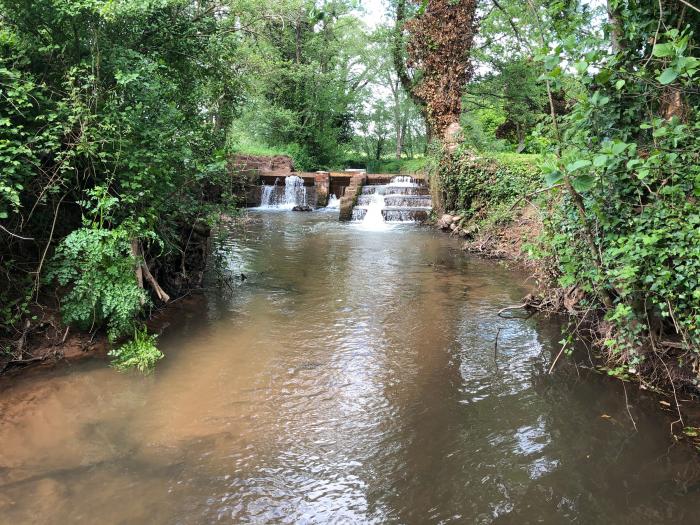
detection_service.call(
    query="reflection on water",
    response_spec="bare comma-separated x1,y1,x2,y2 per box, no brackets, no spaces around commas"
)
1,211,699,524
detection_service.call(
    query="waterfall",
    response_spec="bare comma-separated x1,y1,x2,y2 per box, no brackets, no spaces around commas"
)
326,194,340,209
359,193,390,230
259,177,279,207
259,175,307,209
351,175,432,224
284,175,306,208
388,176,417,187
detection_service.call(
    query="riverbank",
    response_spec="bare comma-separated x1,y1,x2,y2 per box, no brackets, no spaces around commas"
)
431,149,700,440
0,294,209,378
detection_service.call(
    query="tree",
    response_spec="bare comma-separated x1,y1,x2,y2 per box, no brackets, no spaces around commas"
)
393,0,479,139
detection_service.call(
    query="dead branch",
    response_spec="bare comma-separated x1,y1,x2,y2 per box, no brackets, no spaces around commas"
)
141,257,170,303
497,303,534,319
548,341,568,374
0,224,34,241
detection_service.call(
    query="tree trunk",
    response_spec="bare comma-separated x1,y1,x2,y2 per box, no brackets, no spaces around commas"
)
606,0,624,52
295,18,302,64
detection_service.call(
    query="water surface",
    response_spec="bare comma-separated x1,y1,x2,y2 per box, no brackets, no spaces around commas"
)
1,211,699,524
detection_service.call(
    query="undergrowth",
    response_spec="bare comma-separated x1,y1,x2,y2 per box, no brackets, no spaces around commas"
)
108,327,163,373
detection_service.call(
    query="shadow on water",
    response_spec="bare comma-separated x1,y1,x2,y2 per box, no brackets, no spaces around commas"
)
1,211,699,524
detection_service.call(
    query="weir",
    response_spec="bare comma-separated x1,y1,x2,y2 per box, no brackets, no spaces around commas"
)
259,175,309,209
241,154,432,224
351,176,432,224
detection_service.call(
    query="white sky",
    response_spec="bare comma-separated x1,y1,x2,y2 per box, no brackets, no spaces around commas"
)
358,0,389,28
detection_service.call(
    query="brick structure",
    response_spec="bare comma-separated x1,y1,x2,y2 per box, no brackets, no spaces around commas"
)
314,171,330,207
339,173,367,221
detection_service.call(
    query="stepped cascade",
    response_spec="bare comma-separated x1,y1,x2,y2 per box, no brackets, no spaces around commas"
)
259,175,308,209
352,176,432,224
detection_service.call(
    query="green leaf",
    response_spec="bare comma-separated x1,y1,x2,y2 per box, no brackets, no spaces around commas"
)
566,160,592,173
593,155,609,168
572,174,595,192
615,79,625,90
545,170,564,186
657,68,678,84
612,142,628,155
652,43,674,57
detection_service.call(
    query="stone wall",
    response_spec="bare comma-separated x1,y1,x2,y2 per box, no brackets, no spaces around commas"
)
339,173,367,221
229,154,294,177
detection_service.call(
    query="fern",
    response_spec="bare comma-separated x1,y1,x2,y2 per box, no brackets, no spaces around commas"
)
47,226,147,341
108,327,163,373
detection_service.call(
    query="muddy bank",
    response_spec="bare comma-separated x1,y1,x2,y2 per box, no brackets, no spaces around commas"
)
0,294,209,379
436,204,549,276
1,218,212,378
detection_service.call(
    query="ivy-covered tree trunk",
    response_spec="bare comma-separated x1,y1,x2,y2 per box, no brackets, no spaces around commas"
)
394,0,478,140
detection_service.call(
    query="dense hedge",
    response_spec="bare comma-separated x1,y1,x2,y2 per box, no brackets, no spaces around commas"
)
438,152,541,226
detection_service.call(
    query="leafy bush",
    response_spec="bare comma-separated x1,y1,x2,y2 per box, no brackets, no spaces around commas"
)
47,226,146,342
538,22,700,366
108,327,163,373
363,157,428,174
438,151,541,225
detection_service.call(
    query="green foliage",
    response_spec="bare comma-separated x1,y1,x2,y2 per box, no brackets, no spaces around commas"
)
361,157,428,174
530,1,700,379
438,150,541,226
227,1,372,169
0,0,242,349
47,226,145,341
108,327,163,373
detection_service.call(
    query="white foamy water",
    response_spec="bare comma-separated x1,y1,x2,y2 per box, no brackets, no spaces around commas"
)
387,176,418,187
259,175,307,209
358,193,391,231
326,194,340,209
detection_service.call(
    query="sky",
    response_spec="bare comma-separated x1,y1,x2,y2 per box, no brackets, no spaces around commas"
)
358,0,389,28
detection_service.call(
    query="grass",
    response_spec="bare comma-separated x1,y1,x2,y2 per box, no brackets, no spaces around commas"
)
228,139,293,158
338,157,429,174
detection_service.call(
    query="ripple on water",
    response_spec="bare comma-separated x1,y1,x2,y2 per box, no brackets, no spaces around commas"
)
1,211,700,524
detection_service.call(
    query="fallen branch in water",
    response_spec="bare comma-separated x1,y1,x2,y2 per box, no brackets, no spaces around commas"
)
494,327,502,370
497,303,534,320
0,355,47,374
621,380,638,431
547,341,568,374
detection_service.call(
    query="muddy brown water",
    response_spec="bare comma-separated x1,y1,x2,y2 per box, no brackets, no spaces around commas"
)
1,211,700,524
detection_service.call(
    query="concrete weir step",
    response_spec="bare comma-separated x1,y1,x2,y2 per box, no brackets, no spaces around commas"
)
351,207,430,222
357,195,433,207
350,175,432,223
361,185,430,196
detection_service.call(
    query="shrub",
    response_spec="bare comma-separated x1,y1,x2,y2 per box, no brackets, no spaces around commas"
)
438,150,541,224
47,226,146,342
108,327,162,373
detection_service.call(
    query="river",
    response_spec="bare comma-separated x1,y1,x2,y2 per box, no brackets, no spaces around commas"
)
1,211,699,524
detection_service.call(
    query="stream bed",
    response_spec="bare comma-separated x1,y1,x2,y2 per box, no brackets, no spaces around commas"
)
1,211,699,524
